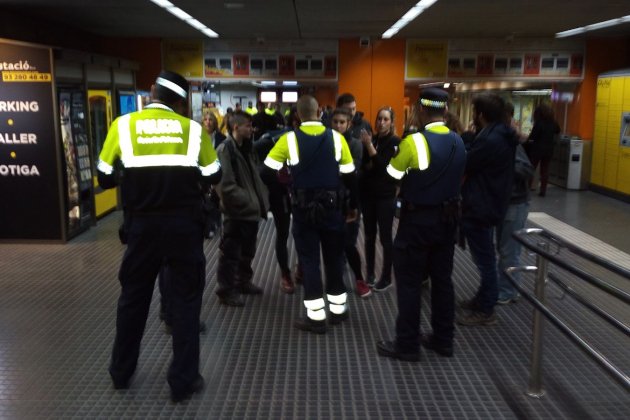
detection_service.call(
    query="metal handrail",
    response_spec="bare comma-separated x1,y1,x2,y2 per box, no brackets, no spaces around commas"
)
547,272,630,337
538,229,630,279
506,267,630,392
513,228,630,304
505,227,630,397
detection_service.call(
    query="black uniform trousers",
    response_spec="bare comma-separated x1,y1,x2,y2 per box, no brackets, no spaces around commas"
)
110,213,205,395
292,208,346,301
393,209,456,353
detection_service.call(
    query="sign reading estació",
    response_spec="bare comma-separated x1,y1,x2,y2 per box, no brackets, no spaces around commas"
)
0,40,61,240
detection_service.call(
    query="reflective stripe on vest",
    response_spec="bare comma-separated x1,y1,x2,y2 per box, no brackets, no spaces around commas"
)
411,132,430,170
386,164,405,180
287,131,299,165
118,115,203,169
286,129,344,167
332,130,342,162
97,160,114,175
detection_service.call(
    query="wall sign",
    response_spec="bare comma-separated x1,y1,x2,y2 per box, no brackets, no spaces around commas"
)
0,39,61,240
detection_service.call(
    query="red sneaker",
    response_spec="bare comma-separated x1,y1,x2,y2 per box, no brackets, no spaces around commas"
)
356,279,372,298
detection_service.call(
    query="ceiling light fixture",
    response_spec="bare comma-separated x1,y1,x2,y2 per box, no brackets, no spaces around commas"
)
556,15,630,38
382,0,438,39
149,0,219,38
224,2,245,9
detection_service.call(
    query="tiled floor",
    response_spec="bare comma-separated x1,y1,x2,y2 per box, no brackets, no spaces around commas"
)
0,185,628,419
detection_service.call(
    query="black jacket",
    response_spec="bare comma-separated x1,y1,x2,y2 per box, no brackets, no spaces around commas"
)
527,119,560,161
349,112,373,141
360,132,400,199
462,123,518,226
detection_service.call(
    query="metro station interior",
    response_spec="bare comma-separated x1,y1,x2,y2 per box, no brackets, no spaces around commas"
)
0,1,629,418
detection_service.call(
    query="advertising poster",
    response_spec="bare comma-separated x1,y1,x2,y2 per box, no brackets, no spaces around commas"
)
0,40,61,240
524,54,541,75
476,54,493,75
570,54,584,76
233,55,249,76
59,91,80,231
205,55,233,77
405,40,448,79
278,55,295,77
324,56,337,77
163,39,203,78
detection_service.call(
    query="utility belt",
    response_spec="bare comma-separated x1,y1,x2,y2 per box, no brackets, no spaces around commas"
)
398,196,461,224
291,188,343,210
119,205,203,244
292,188,344,225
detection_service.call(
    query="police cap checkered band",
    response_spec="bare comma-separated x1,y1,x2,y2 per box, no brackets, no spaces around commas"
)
155,70,188,99
419,87,448,108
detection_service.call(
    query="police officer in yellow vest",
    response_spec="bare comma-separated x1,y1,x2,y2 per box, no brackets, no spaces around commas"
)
263,95,358,334
376,88,466,361
97,70,222,402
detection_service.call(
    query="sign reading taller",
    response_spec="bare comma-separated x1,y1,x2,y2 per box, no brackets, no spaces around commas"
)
0,39,62,240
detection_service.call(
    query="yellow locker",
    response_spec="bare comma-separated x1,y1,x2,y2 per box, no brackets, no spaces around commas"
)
593,73,630,195
591,77,610,186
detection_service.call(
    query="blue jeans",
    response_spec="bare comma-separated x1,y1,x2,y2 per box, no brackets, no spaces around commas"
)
496,202,529,300
462,220,498,314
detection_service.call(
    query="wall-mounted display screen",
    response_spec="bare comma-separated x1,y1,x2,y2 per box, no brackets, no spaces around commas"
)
282,91,298,103
118,91,136,115
260,91,277,102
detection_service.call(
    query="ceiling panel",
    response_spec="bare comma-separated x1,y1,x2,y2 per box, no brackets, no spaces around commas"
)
0,0,628,40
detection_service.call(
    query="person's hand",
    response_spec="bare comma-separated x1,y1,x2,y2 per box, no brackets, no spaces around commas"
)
360,129,372,146
345,208,358,223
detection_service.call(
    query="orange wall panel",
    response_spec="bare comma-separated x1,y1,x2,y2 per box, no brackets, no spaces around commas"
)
371,39,406,136
338,39,374,123
339,38,405,135
312,86,337,109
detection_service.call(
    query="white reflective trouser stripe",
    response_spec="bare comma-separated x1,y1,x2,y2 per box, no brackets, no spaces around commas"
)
304,297,326,321
331,130,342,162
412,132,429,170
287,131,299,165
327,292,347,315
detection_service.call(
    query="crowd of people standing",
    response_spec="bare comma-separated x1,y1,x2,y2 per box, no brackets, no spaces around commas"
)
98,68,559,401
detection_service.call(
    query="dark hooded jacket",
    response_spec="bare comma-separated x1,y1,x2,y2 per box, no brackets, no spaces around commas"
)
349,111,373,141
462,122,519,226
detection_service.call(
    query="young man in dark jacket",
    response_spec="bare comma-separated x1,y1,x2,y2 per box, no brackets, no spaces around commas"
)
336,92,372,141
457,93,518,326
215,111,269,307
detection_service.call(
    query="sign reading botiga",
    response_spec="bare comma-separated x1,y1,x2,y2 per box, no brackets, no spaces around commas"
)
0,39,62,240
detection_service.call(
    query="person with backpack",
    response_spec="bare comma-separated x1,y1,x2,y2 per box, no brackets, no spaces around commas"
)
496,103,534,304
